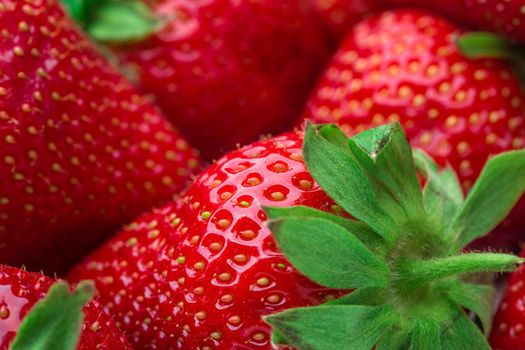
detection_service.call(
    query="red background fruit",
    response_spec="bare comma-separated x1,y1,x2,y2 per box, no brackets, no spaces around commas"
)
0,0,200,273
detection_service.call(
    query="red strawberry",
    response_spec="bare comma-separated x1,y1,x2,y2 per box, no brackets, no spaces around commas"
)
0,0,201,272
310,0,379,42
491,247,525,349
68,131,345,349
69,122,525,349
0,264,131,349
381,0,525,44
62,0,330,159
303,9,525,250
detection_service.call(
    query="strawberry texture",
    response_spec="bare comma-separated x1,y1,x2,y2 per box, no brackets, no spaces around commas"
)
69,131,345,349
0,265,132,349
303,9,525,250
110,0,330,159
0,0,201,273
380,0,525,44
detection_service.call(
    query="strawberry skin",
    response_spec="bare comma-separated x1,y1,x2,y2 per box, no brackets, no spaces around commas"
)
69,131,344,349
303,10,525,250
381,0,525,44
0,0,200,272
0,265,132,349
111,0,330,159
491,247,525,349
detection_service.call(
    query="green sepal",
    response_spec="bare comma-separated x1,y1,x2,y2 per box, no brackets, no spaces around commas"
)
440,309,491,349
303,123,399,242
443,281,495,335
61,0,164,44
398,253,523,287
377,320,442,350
348,123,424,222
86,1,164,43
413,150,463,232
456,31,523,60
11,281,95,350
263,206,385,253
325,287,385,306
268,217,389,289
265,304,398,350
450,149,525,247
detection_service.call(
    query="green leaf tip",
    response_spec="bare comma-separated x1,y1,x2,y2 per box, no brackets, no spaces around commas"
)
264,123,525,349
11,280,95,350
61,0,164,44
456,31,524,60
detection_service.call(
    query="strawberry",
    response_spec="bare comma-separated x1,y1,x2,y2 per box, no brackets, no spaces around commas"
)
0,264,131,349
310,0,379,43
491,247,525,349
61,0,331,160
69,122,525,349
380,0,525,44
0,0,201,272
303,9,525,250
68,130,345,349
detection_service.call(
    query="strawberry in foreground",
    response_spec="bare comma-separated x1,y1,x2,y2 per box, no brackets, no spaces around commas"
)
0,265,131,349
69,129,345,349
380,0,525,44
303,9,525,250
490,246,525,349
61,0,330,159
70,122,525,349
0,0,200,272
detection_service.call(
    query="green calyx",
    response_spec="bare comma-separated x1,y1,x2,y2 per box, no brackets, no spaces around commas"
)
60,0,164,44
10,281,95,350
264,123,525,350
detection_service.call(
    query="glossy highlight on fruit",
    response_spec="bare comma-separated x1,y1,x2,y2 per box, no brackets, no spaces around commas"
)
69,131,345,349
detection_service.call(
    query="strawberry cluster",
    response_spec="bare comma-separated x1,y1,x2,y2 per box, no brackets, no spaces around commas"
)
1,0,525,350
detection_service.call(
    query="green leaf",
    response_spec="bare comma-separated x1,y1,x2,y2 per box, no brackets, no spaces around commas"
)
451,149,525,247
348,123,424,222
60,0,87,24
413,150,463,233
440,309,491,350
325,287,385,306
266,304,397,350
398,253,523,287
86,1,163,43
263,206,385,252
269,217,389,289
456,32,523,60
444,281,495,335
11,281,95,350
406,320,442,350
303,123,399,242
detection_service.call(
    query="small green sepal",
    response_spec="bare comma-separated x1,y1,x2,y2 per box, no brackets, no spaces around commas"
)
10,281,95,350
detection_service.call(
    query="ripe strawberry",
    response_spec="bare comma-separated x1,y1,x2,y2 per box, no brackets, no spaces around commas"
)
303,9,525,250
69,122,525,349
68,130,345,349
0,264,131,349
491,247,525,349
0,0,201,272
381,0,525,44
62,0,330,159
309,0,379,43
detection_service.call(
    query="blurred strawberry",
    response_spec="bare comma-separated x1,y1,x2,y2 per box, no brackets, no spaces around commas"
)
303,9,525,250
310,0,379,43
68,131,345,349
0,265,131,349
381,0,525,44
62,0,331,159
0,0,201,273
